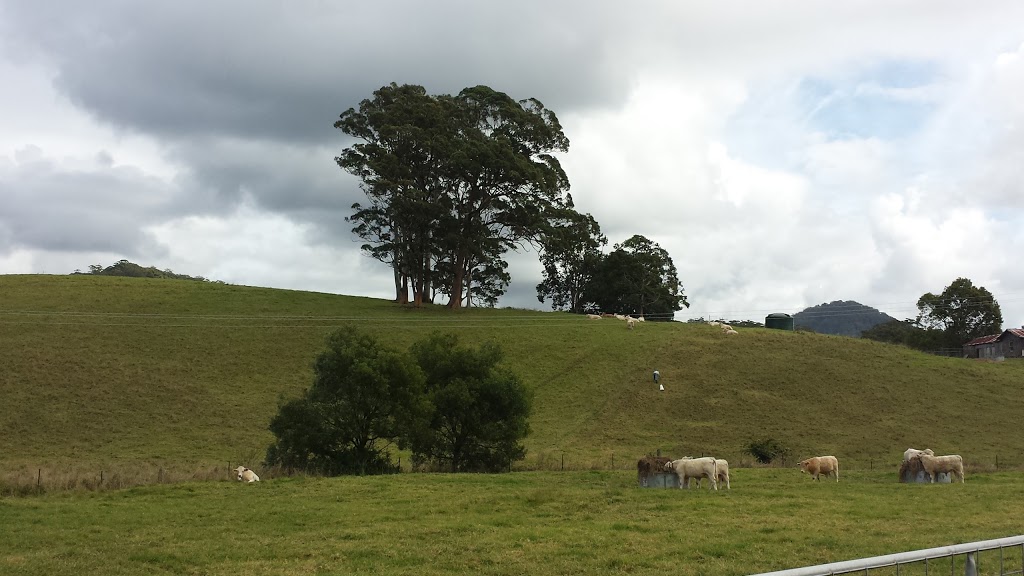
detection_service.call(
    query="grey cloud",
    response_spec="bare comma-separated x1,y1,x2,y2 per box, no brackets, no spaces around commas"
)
0,150,190,256
166,138,360,242
2,1,630,145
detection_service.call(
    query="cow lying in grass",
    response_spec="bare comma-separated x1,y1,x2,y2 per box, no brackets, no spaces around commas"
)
234,466,260,483
915,453,964,483
798,456,839,482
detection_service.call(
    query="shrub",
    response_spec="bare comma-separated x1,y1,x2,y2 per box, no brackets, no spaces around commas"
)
743,437,790,464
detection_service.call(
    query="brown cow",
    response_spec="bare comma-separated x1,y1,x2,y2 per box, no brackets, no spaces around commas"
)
798,456,839,482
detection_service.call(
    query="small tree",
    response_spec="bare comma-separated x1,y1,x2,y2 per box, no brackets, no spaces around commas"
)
916,277,1003,347
266,328,428,475
585,235,688,318
743,437,790,465
409,333,532,472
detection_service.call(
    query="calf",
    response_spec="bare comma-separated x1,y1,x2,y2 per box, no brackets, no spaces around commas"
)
234,466,260,483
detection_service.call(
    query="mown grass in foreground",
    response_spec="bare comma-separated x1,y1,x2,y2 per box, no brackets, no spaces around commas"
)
2,469,1023,576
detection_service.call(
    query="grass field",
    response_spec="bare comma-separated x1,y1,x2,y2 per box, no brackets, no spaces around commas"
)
3,469,1023,576
3,274,1024,476
4,274,1024,575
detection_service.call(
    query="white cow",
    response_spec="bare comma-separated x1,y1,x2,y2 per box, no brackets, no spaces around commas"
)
692,458,730,490
664,457,718,490
903,448,934,462
916,453,965,483
234,466,260,483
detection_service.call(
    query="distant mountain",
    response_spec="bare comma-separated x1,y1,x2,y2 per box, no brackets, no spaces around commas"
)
792,300,898,337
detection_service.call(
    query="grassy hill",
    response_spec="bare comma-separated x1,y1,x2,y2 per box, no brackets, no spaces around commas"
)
3,274,1023,473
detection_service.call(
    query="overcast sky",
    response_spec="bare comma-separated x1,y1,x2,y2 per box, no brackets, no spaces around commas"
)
3,1,1024,327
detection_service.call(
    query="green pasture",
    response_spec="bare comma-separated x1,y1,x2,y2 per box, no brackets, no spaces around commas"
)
4,275,1024,575
3,274,1024,475
3,469,1024,576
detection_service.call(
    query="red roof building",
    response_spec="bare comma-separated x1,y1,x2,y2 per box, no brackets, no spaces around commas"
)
963,329,1024,359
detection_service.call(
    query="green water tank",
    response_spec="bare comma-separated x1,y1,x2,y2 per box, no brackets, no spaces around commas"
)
765,313,794,331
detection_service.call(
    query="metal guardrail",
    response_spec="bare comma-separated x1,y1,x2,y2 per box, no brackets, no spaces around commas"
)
752,535,1024,576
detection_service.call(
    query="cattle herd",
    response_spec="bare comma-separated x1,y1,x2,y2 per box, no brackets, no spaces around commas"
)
655,447,965,490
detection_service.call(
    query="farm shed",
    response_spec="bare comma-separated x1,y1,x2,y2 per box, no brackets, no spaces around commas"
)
963,328,1024,359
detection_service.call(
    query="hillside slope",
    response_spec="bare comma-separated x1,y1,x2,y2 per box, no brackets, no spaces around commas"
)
2,275,1022,470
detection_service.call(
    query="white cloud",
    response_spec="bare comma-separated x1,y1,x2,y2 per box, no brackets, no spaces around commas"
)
145,201,392,298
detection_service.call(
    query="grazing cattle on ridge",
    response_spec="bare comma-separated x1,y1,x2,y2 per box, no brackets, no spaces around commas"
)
915,453,965,483
234,466,260,483
798,456,839,482
664,457,719,491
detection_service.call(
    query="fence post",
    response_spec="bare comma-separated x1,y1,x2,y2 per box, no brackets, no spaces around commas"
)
37,468,41,488
964,552,978,576
100,470,104,485
561,453,564,471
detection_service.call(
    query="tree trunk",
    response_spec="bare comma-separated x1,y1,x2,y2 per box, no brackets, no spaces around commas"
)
395,267,409,304
449,251,467,309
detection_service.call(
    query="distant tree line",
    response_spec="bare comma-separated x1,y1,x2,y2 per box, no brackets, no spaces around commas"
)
73,259,221,283
336,83,688,318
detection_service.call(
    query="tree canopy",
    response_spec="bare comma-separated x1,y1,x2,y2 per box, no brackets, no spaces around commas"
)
266,329,428,475
916,277,1002,347
409,333,532,472
336,83,573,309
535,210,606,314
266,328,531,475
582,235,688,319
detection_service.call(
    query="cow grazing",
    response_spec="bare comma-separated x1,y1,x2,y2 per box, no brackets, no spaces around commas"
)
903,447,934,461
798,456,839,482
234,466,260,483
692,459,730,490
916,453,965,483
664,457,718,490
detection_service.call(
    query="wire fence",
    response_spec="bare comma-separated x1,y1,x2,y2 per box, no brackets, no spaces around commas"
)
3,450,1022,497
